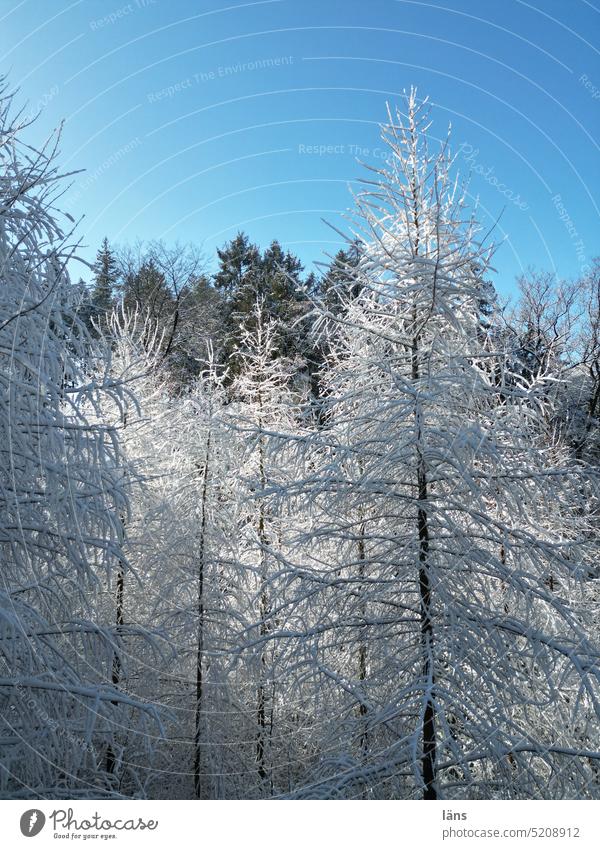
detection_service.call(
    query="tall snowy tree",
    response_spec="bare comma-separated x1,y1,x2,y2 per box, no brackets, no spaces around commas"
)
282,91,600,800
225,299,309,796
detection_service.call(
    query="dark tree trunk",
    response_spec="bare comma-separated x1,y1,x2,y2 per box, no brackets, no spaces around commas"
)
255,406,272,793
106,560,125,776
194,429,211,799
412,319,437,800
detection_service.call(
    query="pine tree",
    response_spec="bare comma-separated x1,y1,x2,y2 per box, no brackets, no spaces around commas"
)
319,241,363,316
213,233,312,374
89,237,118,330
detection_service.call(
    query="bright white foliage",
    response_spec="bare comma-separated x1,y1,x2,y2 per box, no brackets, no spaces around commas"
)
271,93,600,799
0,83,161,799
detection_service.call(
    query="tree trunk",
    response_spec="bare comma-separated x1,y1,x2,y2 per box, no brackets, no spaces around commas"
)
412,325,437,800
107,409,128,777
106,559,124,776
255,410,272,793
357,520,369,796
194,429,211,799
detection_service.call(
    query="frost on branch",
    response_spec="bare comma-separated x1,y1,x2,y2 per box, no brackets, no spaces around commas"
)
0,80,161,799
282,91,600,800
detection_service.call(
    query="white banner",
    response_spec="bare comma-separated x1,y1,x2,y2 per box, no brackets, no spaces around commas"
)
1,800,599,849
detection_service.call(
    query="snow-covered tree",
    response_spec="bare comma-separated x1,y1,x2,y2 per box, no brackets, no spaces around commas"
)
0,80,162,799
101,309,246,799
283,91,600,800
223,299,311,797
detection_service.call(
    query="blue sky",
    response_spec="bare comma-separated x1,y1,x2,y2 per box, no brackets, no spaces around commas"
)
1,0,599,296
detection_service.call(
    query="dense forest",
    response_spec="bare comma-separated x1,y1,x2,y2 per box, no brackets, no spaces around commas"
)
1,79,599,800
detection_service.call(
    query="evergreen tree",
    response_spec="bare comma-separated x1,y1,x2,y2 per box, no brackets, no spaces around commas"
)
213,232,261,299
213,233,312,375
88,237,119,332
319,242,363,316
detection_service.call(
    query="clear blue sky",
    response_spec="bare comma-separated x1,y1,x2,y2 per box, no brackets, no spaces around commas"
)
1,0,599,295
